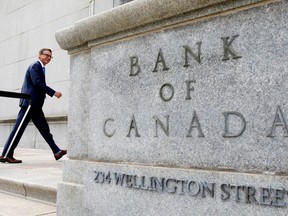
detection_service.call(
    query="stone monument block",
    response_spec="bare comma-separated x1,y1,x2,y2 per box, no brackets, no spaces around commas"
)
56,0,288,215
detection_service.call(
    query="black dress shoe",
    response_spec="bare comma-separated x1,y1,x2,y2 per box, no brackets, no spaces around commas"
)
0,156,22,163
54,150,67,160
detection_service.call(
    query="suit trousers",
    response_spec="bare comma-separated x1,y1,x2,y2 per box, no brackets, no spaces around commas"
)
1,106,61,157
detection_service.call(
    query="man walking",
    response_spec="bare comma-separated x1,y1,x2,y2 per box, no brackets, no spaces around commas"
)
0,48,66,163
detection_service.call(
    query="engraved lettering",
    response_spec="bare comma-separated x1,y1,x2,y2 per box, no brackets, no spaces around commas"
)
152,49,170,72
103,118,116,137
129,56,141,76
183,42,202,67
223,111,246,137
177,180,186,195
186,111,205,137
232,185,244,202
267,106,288,137
93,170,288,208
150,177,164,191
187,181,201,197
126,175,133,188
221,35,242,61
148,177,154,191
95,172,105,183
159,83,174,102
140,176,149,190
259,187,271,205
244,186,257,204
221,184,231,201
127,114,141,137
201,182,215,198
132,175,141,189
153,115,170,137
271,188,286,207
165,179,177,194
94,171,100,183
104,172,112,184
185,80,196,100
114,172,125,186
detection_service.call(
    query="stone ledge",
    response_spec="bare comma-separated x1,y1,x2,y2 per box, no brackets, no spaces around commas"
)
0,115,67,124
0,178,57,204
72,161,288,214
55,0,277,53
56,0,225,50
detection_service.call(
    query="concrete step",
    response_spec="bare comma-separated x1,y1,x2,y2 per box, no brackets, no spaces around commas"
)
0,148,66,204
0,192,56,216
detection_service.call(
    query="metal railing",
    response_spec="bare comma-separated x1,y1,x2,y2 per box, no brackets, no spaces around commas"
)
0,90,31,101
0,90,32,158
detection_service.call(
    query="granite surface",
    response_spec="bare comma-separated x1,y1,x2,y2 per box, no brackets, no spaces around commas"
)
57,0,288,215
77,0,288,173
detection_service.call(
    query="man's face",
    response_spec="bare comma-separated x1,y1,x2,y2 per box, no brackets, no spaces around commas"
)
38,50,53,65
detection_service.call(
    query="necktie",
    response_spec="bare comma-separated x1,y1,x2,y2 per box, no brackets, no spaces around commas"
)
42,67,46,76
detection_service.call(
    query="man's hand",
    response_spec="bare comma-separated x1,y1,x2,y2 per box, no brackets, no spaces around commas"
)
54,91,62,98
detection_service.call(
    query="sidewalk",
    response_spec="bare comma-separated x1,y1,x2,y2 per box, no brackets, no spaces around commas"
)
0,148,67,216
0,192,56,216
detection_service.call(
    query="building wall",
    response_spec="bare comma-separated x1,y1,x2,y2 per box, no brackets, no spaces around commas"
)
90,0,134,14
0,0,91,150
0,0,134,151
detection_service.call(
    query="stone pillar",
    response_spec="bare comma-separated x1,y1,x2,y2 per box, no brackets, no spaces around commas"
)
56,0,288,215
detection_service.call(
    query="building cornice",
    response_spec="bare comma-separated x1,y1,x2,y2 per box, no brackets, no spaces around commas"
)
55,0,279,53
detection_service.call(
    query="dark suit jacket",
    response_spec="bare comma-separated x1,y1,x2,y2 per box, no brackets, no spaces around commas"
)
20,61,55,108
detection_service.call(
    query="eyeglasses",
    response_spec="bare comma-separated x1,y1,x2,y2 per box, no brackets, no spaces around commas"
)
41,53,53,59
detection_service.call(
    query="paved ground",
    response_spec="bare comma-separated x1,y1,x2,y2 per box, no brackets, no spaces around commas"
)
0,148,67,216
0,192,56,216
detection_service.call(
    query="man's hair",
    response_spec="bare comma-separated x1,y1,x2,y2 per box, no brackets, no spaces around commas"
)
39,48,52,54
